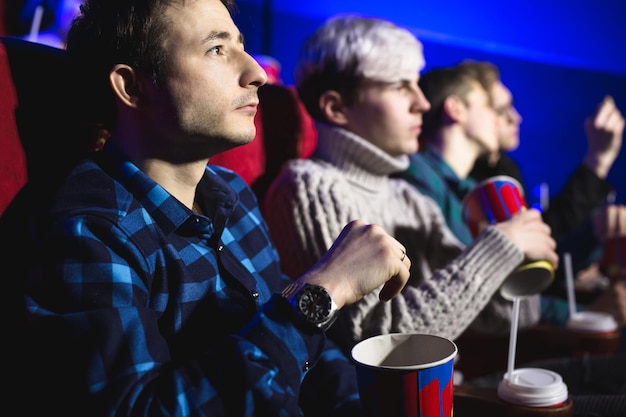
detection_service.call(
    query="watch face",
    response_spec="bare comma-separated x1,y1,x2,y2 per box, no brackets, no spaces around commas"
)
297,285,332,324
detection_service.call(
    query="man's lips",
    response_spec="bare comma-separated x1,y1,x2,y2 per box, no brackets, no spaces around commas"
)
236,101,259,111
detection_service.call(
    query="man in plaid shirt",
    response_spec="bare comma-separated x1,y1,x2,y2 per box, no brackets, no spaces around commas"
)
3,0,412,415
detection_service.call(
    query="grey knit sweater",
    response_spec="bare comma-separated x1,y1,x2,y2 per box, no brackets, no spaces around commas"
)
263,123,541,354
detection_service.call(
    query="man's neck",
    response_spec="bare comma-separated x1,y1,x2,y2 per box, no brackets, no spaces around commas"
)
431,131,481,180
108,133,208,211
141,158,208,210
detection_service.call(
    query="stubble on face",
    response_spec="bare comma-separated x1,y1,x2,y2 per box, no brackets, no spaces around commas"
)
156,0,261,160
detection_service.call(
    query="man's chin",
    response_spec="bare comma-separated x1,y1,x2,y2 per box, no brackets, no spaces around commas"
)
231,131,256,147
212,131,256,154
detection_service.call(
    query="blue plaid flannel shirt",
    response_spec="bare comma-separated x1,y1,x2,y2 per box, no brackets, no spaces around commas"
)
18,143,359,416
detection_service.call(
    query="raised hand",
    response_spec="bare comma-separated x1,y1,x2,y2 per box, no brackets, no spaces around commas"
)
583,95,625,179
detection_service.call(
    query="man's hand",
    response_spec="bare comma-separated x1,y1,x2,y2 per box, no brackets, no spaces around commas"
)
583,95,625,179
495,209,559,270
299,220,411,308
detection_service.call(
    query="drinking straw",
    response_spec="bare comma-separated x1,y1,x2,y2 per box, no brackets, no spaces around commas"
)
28,5,44,42
539,182,550,211
506,296,521,381
564,252,577,317
605,192,624,281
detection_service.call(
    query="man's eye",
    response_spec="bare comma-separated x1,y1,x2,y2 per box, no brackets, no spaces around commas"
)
387,83,406,92
208,46,222,55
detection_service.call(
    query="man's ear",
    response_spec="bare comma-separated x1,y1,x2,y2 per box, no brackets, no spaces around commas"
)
443,95,465,123
319,90,349,125
109,64,143,108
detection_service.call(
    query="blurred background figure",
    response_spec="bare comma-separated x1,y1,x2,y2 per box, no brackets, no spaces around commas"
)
466,61,623,240
399,64,499,246
7,0,82,49
263,14,558,356
459,60,625,315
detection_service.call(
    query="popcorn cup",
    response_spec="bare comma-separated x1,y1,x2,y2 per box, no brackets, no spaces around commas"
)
351,333,457,417
461,175,554,300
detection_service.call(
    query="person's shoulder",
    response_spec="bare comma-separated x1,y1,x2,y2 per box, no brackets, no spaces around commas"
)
3,157,134,243
407,150,442,175
288,157,324,170
400,152,446,195
207,163,248,186
27,33,65,49
264,158,337,201
50,158,133,218
205,164,259,207
408,151,429,165
272,158,327,183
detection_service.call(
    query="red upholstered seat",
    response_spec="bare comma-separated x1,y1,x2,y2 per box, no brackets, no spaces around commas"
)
0,39,27,215
0,0,7,36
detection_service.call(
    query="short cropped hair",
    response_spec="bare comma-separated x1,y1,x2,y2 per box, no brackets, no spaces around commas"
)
65,0,235,131
457,60,500,94
295,14,425,122
419,65,484,143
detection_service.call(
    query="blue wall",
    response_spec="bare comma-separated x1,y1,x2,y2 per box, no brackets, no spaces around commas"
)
234,0,626,204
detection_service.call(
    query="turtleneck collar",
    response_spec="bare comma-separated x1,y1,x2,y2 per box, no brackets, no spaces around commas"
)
313,123,410,183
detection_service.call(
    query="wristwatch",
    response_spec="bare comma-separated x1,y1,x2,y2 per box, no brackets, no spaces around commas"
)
281,282,339,331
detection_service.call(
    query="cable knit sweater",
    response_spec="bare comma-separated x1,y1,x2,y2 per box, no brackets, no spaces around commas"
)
263,123,540,354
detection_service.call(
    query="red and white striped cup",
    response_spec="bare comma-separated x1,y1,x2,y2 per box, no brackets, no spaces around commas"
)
462,175,554,300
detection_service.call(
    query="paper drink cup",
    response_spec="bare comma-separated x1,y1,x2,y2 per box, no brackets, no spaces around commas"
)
498,368,569,408
566,311,618,334
351,333,457,417
462,175,526,237
566,311,620,357
461,175,554,300
598,235,626,282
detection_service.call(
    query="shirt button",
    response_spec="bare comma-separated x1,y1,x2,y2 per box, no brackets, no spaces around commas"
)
303,361,311,371
218,245,224,251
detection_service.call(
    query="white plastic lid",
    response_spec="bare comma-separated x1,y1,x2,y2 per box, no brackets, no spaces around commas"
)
567,311,618,333
497,368,568,407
